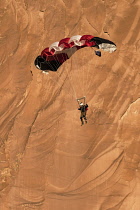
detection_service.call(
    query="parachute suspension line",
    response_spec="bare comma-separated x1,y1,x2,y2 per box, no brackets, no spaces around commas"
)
75,47,85,98
57,47,78,100
83,49,90,96
70,46,87,100
70,46,84,99
85,48,98,96
75,48,88,100
47,52,77,101
45,48,87,99
82,54,86,98
46,67,76,101
41,53,70,98
70,58,78,99
43,46,75,101
84,56,91,97
61,46,77,100
62,50,78,99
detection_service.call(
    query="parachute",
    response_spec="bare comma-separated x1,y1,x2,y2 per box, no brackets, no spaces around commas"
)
34,35,116,71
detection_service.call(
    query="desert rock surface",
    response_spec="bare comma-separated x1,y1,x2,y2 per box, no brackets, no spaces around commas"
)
0,0,140,209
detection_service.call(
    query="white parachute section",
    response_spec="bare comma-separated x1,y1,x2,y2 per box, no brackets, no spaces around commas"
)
49,42,63,52
69,35,85,46
98,43,117,53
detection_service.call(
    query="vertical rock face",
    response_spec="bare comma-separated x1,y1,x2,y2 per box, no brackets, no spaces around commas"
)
0,0,140,209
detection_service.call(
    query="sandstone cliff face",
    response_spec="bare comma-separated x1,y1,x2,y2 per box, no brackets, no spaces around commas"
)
0,0,140,209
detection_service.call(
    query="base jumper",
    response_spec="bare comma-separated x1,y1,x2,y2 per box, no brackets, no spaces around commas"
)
78,102,88,126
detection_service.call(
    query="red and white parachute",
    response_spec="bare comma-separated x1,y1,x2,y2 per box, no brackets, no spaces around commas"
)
34,35,116,71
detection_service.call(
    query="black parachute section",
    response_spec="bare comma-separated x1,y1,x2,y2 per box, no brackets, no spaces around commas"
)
90,37,116,46
34,56,62,71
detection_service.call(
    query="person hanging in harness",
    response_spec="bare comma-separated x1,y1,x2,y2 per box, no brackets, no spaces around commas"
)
78,102,88,125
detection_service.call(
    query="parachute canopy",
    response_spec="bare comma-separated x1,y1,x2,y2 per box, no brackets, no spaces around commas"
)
34,35,116,71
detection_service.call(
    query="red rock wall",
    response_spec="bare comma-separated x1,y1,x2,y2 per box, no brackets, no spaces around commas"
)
0,0,140,209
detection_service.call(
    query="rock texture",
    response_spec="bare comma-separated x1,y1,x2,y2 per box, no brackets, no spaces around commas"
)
0,0,140,209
